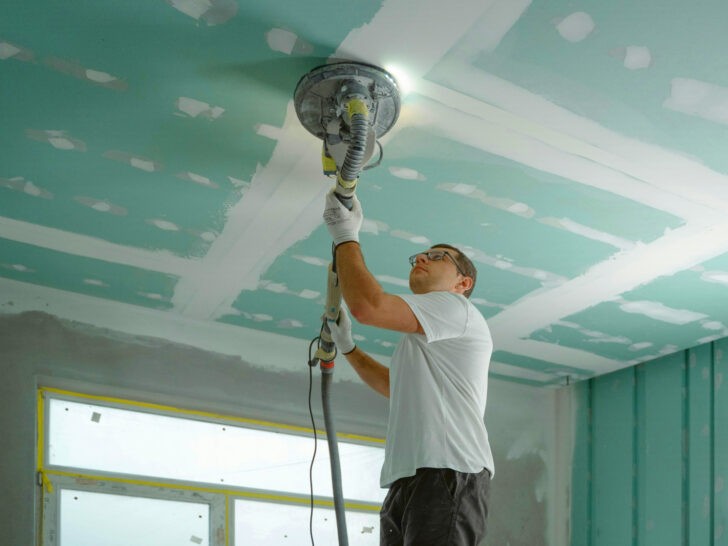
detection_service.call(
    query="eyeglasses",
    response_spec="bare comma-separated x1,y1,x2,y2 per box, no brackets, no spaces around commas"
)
408,250,467,276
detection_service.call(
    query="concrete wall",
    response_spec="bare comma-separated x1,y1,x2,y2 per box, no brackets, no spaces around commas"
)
0,311,570,546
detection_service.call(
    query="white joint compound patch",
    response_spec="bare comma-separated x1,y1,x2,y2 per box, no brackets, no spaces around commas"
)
0,41,34,62
388,166,426,180
556,12,595,42
265,28,313,55
74,196,127,216
292,255,329,267
266,28,297,54
277,318,303,329
390,230,431,245
361,218,389,235
85,69,117,84
265,28,314,55
610,46,652,70
198,231,217,242
137,292,165,301
619,299,707,325
664,78,728,126
166,0,237,25
176,97,225,119
149,219,180,232
0,41,22,60
227,176,250,189
460,245,567,286
701,270,728,286
45,57,127,90
0,177,53,199
255,124,282,140
26,130,87,152
438,183,535,218
178,172,218,188
131,158,156,172
104,150,162,172
241,312,273,322
629,342,653,351
623,46,652,70
260,280,287,293
3,263,33,273
701,320,727,331
298,289,320,300
539,217,635,249
555,320,632,346
259,280,323,302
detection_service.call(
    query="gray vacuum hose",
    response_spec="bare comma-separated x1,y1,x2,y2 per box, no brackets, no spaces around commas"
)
335,99,370,210
340,111,369,184
321,368,349,545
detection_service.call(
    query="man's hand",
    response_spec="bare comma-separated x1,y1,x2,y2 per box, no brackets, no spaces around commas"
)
327,307,356,355
323,189,363,246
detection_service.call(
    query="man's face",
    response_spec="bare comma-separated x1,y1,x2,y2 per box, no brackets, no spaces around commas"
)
408,247,468,295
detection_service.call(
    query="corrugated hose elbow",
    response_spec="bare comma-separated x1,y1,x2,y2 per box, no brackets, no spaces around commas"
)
339,99,369,186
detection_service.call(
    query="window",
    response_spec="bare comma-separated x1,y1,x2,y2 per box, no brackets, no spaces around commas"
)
38,388,385,545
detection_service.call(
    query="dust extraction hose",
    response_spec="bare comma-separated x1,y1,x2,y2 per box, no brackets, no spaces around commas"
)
320,365,348,546
334,98,369,210
315,95,371,546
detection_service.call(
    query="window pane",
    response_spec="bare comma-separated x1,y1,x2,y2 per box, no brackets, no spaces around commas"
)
234,499,379,546
48,398,385,502
60,489,208,546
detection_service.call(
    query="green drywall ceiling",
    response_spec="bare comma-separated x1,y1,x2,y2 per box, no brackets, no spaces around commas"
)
2,0,728,386
531,301,716,362
463,0,728,175
0,237,177,309
531,250,728,363
492,350,591,383
382,127,682,245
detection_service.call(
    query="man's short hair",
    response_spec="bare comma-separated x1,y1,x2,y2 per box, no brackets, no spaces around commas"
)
432,243,477,298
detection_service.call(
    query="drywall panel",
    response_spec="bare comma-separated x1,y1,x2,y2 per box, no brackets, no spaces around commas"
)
569,380,590,546
716,338,728,545
636,353,683,545
574,336,728,546
688,343,713,545
591,366,635,545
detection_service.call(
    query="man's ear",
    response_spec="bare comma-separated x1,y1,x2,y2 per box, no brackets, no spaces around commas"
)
457,276,474,294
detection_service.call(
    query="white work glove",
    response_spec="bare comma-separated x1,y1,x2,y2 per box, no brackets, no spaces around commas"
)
323,189,363,246
327,307,356,355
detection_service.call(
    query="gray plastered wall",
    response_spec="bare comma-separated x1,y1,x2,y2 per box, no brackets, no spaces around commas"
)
0,311,571,546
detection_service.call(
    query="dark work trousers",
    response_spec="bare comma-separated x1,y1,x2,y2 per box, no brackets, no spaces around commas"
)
380,467,491,546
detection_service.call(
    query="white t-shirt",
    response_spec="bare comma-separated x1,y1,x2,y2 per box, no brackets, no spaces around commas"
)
379,291,495,488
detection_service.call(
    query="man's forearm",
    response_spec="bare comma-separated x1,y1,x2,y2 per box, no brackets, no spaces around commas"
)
342,346,390,398
335,242,384,315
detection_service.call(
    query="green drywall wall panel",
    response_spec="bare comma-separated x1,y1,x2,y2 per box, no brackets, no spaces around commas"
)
570,380,591,546
574,337,728,546
591,366,634,546
688,344,713,546
636,354,683,546
716,339,728,545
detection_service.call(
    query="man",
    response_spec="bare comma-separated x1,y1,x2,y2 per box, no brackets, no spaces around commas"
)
323,190,494,546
